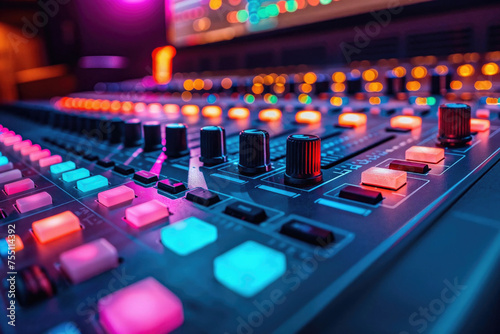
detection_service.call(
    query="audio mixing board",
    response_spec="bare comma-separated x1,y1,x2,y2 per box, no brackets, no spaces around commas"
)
1,58,500,334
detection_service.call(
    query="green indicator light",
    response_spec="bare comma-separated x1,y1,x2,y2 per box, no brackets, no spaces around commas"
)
236,10,249,22
267,4,279,17
244,95,255,104
427,97,436,105
320,0,332,4
258,8,268,19
269,95,278,104
286,0,298,12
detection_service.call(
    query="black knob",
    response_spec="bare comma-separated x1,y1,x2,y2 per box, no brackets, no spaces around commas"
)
143,121,162,152
284,134,323,186
165,123,189,157
346,74,362,95
238,129,271,175
431,72,452,95
99,116,110,141
123,118,143,147
438,103,472,147
108,118,124,144
200,125,227,166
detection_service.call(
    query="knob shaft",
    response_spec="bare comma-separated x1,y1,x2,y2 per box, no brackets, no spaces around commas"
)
284,134,323,186
108,118,124,144
123,119,143,147
238,129,272,175
200,126,227,166
165,123,189,157
438,103,472,147
143,121,162,152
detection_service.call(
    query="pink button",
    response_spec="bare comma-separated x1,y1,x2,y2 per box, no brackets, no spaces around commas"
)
0,131,15,143
21,144,41,156
98,277,184,334
3,135,22,146
16,191,52,213
4,178,35,195
60,238,119,284
13,140,32,152
125,200,169,228
0,169,22,184
361,167,407,190
0,162,13,173
29,149,51,162
39,155,62,167
98,186,135,207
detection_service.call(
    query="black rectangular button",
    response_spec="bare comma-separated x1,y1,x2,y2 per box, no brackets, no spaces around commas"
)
97,159,115,168
186,187,220,206
114,164,135,175
389,160,430,174
386,127,411,133
158,179,186,194
224,201,266,224
133,170,159,184
280,220,334,246
83,154,99,161
339,185,383,205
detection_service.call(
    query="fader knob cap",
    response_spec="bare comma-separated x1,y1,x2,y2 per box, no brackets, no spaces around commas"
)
284,134,323,186
165,123,189,157
437,103,472,147
238,129,272,175
143,121,162,152
200,126,227,166
123,119,143,147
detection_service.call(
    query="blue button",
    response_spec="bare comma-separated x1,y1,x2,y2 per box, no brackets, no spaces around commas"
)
46,322,81,334
161,217,217,255
77,175,108,192
214,241,286,297
0,156,8,166
50,161,76,174
62,168,90,182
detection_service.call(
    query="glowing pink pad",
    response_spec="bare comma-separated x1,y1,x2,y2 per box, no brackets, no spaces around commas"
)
21,144,41,156
3,135,22,146
98,185,135,207
0,169,22,184
16,191,52,213
4,178,35,195
125,200,169,228
39,155,62,167
30,149,51,162
13,140,32,152
60,238,119,284
0,132,15,142
361,167,407,190
98,277,184,334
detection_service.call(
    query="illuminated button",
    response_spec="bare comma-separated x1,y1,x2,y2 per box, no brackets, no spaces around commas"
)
62,168,90,182
5,178,35,195
338,113,367,127
60,238,119,284
390,115,422,130
0,162,13,173
405,146,444,163
476,109,490,119
29,149,51,162
0,156,8,166
21,144,41,156
46,322,81,334
0,235,24,256
259,109,282,122
228,107,250,119
50,161,76,174
125,199,169,228
295,110,321,124
76,175,108,192
98,185,135,207
471,118,490,132
13,140,32,152
3,134,22,146
98,277,184,334
402,107,414,115
361,167,407,190
32,211,80,244
214,241,286,297
39,155,62,167
0,131,14,142
181,104,199,116
201,106,222,118
16,191,52,213
161,217,217,255
0,169,22,184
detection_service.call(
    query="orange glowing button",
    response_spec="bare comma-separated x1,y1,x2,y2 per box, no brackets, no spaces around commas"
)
181,105,200,116
338,113,367,128
228,107,250,120
152,46,176,85
259,109,282,122
295,110,321,124
202,106,222,118
476,109,490,119
405,146,444,164
361,167,407,190
5,235,24,252
471,118,490,132
164,104,180,114
390,116,422,130
32,211,81,244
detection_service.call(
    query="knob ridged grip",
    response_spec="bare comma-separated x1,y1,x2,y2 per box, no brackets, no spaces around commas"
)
200,126,227,165
165,123,189,158
143,121,162,152
238,129,272,175
438,103,472,147
285,134,323,186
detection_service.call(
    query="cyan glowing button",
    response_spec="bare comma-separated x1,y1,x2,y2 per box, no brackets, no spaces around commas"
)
98,185,135,207
98,277,184,334
76,175,108,192
214,241,286,297
50,161,76,174
46,322,81,334
161,217,217,255
0,156,8,166
62,168,90,182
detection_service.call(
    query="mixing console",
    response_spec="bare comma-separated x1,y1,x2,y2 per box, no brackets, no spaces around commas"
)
1,54,500,334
